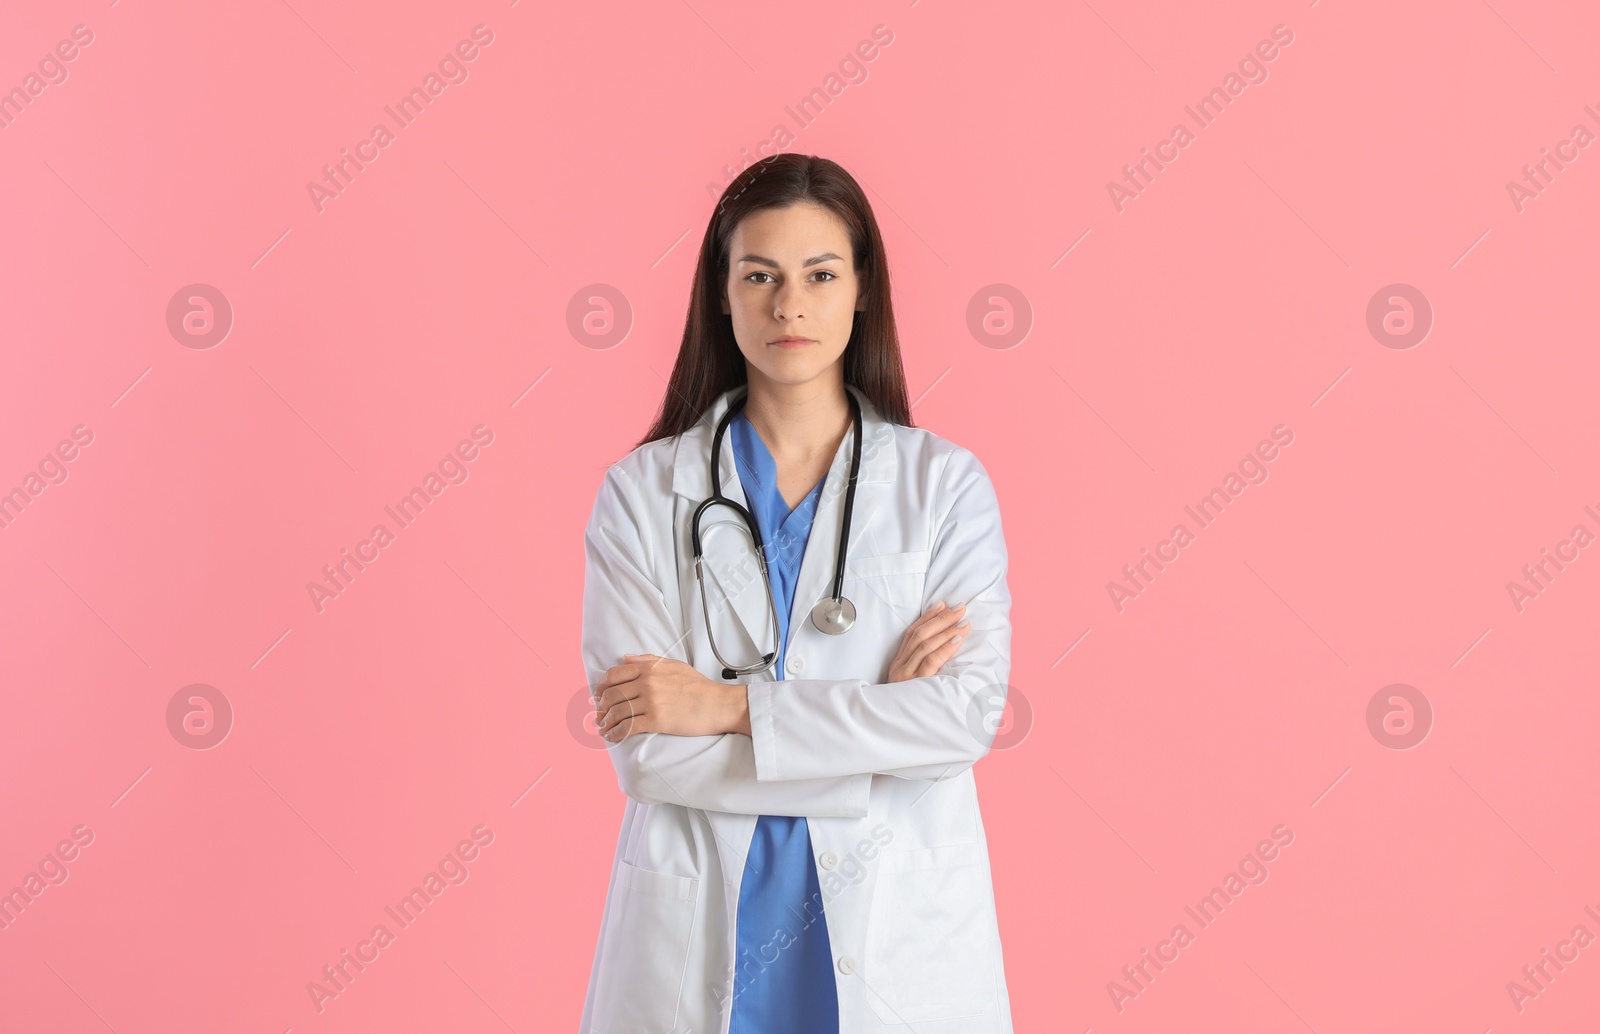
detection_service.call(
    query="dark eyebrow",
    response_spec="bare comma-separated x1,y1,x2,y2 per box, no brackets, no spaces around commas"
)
735,252,845,268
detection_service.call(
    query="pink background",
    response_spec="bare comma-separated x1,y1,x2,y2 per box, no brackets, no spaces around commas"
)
4,0,1599,1030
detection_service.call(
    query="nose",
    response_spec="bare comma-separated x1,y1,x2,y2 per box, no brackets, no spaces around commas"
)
773,278,805,320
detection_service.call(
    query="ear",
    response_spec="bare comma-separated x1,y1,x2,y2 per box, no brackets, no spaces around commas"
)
719,283,730,315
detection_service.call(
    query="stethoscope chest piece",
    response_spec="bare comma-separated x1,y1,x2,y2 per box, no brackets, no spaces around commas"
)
810,595,856,635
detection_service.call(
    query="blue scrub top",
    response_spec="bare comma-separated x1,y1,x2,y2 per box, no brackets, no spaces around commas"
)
727,410,840,1034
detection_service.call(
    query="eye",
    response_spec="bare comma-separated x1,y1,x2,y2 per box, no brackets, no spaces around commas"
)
812,270,838,282
745,272,775,284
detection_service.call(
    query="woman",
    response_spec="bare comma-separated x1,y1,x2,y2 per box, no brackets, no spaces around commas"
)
579,153,1014,1033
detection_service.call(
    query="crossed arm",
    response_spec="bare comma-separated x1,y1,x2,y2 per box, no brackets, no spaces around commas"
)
580,452,1011,817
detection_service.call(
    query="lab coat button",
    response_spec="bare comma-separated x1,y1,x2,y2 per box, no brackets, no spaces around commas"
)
787,656,804,674
838,954,856,975
818,851,838,870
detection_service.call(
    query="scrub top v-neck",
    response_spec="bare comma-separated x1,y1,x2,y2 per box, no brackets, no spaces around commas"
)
727,409,840,1034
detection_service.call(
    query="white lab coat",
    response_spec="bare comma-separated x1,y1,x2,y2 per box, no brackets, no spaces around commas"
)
578,383,1014,1034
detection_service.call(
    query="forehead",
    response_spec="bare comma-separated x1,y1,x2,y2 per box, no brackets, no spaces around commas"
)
730,202,852,261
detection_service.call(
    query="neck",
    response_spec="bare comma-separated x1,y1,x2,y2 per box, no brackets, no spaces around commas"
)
741,368,851,464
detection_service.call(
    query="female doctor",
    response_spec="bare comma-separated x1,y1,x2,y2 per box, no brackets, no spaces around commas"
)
579,153,1014,1034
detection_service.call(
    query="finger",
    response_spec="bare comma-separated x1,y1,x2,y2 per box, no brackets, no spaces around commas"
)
619,653,660,672
908,621,966,675
605,705,650,741
907,603,967,646
916,629,967,676
625,652,678,674
897,602,957,649
909,617,971,671
905,601,959,637
598,697,642,737
904,636,950,675
602,662,649,690
594,681,643,719
602,710,631,739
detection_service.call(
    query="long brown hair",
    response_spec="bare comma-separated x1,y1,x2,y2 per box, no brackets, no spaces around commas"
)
635,153,913,448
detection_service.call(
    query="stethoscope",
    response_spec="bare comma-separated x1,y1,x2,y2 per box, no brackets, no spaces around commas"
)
691,386,863,679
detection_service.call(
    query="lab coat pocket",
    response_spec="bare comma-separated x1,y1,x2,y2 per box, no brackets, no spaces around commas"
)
848,548,930,615
591,860,700,1034
864,840,997,1023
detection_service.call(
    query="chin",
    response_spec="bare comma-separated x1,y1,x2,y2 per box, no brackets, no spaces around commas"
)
755,344,844,372
757,359,840,386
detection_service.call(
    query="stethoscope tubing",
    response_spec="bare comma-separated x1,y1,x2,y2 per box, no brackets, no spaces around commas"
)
691,386,863,678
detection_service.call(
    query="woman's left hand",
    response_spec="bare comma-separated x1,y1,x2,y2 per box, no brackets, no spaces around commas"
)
594,654,747,742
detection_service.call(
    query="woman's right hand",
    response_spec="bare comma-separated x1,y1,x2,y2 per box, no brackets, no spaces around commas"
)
887,601,970,682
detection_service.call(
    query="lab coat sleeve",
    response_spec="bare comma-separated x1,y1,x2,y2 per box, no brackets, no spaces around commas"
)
745,447,1013,783
582,463,872,818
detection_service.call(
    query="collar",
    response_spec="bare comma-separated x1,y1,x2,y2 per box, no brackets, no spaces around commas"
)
670,382,899,501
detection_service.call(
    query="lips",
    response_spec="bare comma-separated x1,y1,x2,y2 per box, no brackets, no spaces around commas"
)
770,337,815,348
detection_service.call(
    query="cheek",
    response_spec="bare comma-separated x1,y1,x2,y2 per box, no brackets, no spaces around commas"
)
825,288,862,338
724,298,764,353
